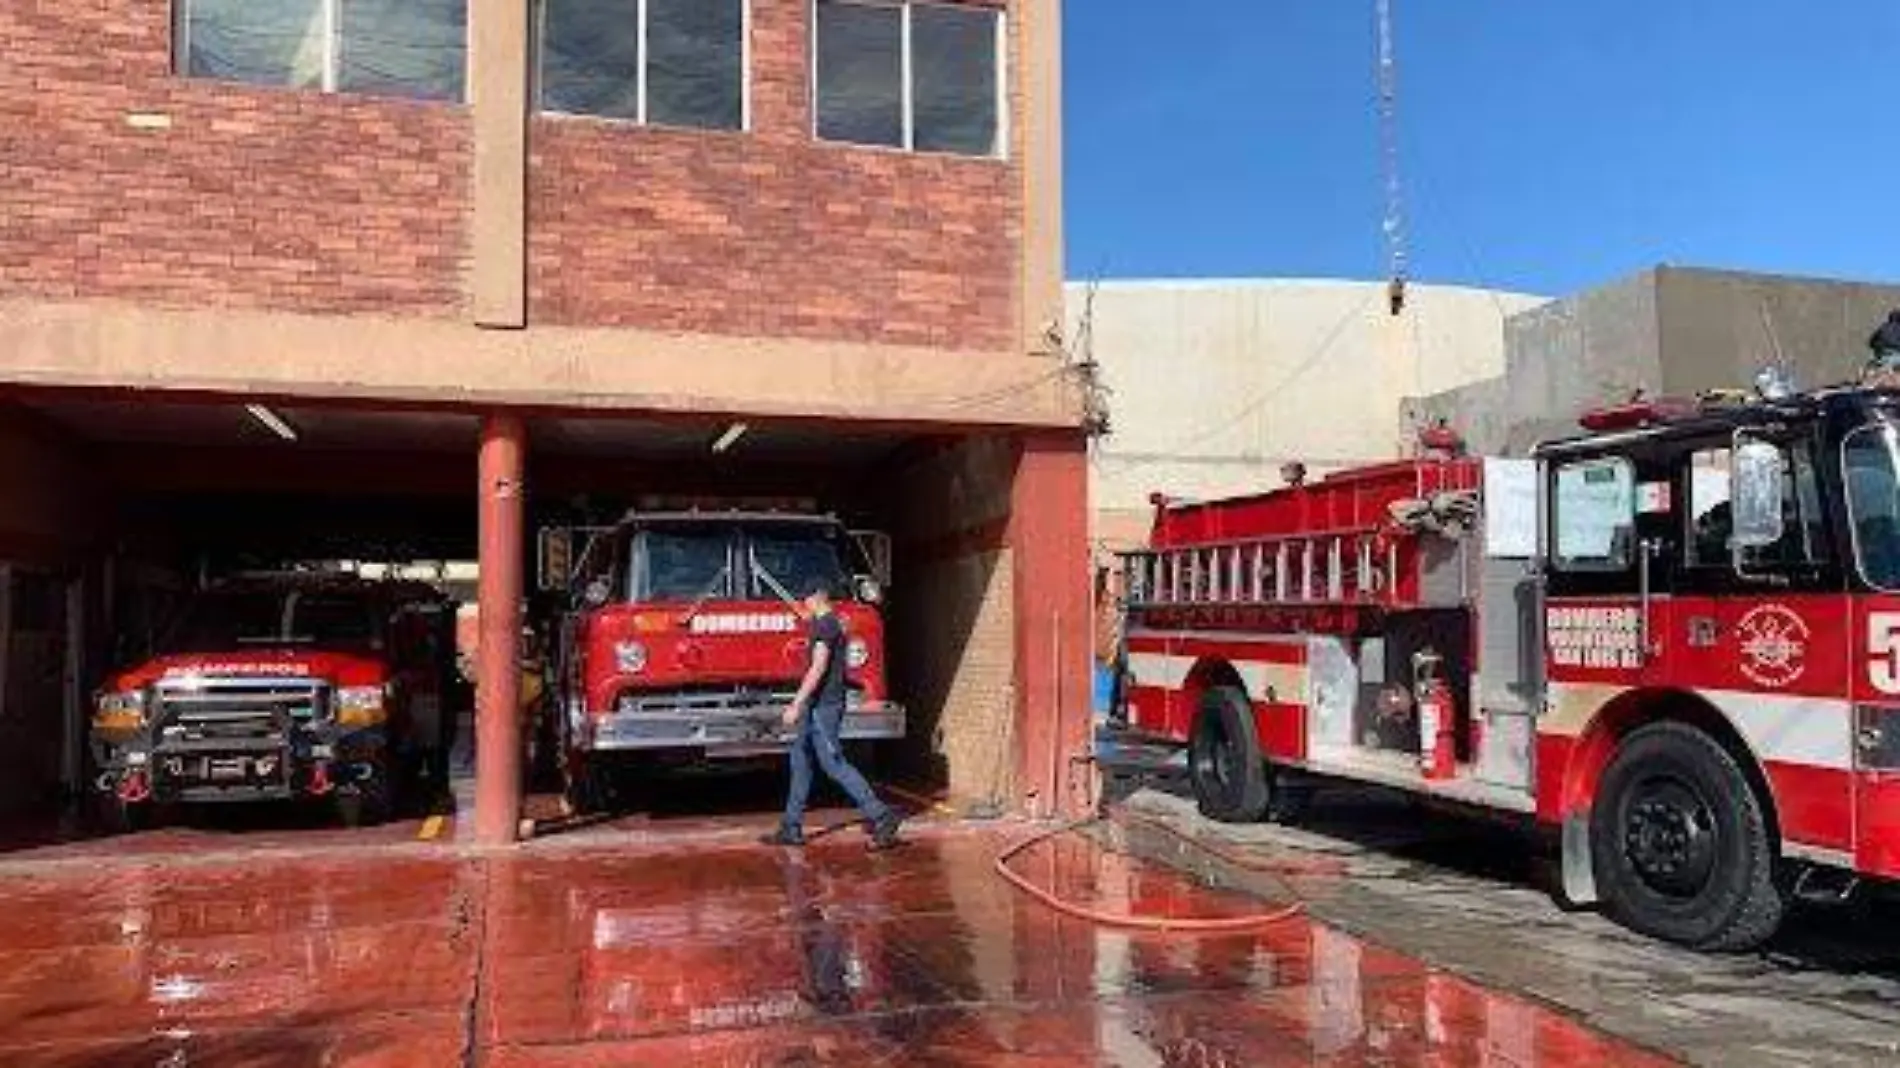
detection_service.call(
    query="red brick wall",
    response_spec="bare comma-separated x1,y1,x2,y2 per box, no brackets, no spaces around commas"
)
529,0,1021,350
0,1,471,317
0,0,1020,346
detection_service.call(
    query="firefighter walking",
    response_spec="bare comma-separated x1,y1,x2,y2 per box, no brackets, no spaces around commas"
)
763,579,903,851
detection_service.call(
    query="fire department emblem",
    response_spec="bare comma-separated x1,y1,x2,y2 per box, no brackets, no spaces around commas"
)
1736,604,1810,688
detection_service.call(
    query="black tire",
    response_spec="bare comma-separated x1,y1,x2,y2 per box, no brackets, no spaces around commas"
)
337,761,395,828
1188,685,1272,823
1590,722,1786,951
337,787,392,829
1266,781,1312,825
562,758,612,817
528,713,562,792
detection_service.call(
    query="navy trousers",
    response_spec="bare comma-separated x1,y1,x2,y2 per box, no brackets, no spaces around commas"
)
780,703,889,830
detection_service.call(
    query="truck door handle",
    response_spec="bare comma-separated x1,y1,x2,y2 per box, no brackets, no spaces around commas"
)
1688,617,1720,647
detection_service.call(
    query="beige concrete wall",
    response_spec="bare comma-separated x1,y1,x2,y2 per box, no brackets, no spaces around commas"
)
1070,279,1546,547
0,299,1083,431
1656,267,1900,397
1415,267,1900,456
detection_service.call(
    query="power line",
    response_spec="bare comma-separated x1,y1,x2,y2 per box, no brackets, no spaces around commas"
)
1131,286,1384,460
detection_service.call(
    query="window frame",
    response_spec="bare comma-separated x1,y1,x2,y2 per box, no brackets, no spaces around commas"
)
628,526,738,603
1842,422,1900,593
1550,456,1639,574
172,0,470,103
534,0,753,131
1682,443,1734,570
810,0,1008,159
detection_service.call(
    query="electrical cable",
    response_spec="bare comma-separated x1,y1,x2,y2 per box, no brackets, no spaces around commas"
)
1137,287,1383,460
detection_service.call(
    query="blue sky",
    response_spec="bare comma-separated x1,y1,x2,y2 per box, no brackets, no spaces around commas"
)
1065,1,1899,297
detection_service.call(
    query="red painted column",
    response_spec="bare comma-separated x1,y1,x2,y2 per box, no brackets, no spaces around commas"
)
1009,431,1093,819
475,413,527,845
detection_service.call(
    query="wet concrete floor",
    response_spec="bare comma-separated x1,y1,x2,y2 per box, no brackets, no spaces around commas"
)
1114,782,1900,1068
0,812,1671,1066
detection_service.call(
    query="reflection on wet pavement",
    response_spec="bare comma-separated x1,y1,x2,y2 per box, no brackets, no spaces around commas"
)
0,826,1675,1066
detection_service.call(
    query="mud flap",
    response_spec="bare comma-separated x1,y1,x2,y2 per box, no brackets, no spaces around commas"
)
1558,812,1599,908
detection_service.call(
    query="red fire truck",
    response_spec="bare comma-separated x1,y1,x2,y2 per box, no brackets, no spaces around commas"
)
90,573,459,828
1111,378,1900,950
538,507,904,810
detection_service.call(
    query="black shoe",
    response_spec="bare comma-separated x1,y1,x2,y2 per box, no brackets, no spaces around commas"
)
867,812,903,852
761,827,805,848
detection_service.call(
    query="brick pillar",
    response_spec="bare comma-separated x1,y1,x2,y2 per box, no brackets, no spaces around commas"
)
1009,431,1092,819
475,413,526,844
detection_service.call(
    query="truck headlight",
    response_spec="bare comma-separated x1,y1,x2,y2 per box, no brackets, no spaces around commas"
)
846,638,870,670
615,641,648,675
93,690,146,731
336,685,388,728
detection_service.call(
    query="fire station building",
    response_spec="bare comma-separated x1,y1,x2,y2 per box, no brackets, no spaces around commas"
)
0,0,1089,837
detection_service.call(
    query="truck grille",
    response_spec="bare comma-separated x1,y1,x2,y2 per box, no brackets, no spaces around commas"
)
154,678,326,745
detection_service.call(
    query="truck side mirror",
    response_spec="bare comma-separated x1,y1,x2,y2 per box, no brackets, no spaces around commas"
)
537,528,573,593
850,529,893,588
1731,439,1786,549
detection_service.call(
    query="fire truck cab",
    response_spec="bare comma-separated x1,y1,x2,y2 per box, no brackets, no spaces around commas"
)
539,508,905,810
1112,380,1900,951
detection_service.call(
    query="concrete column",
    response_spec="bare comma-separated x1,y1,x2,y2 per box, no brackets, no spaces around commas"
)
1018,0,1065,358
470,0,528,327
1009,432,1093,819
474,413,526,844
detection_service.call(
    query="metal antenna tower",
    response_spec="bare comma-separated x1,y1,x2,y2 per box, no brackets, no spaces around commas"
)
1376,0,1408,316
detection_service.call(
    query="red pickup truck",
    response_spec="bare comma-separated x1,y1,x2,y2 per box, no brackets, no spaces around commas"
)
89,574,459,829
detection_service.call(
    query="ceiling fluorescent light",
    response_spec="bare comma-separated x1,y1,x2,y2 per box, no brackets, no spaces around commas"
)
244,403,299,442
711,422,748,454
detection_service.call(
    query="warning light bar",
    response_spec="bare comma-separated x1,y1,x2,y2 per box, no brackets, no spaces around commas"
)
1577,398,1697,433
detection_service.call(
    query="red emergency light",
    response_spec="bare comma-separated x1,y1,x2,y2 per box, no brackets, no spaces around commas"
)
1577,398,1697,433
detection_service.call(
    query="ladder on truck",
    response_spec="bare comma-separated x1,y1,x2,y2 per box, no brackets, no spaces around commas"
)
1119,528,1395,610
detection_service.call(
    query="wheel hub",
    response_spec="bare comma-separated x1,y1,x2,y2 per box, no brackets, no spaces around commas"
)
1622,780,1717,897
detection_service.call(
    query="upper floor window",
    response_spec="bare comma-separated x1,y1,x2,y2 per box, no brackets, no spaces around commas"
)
173,0,467,102
815,0,1004,158
538,0,747,130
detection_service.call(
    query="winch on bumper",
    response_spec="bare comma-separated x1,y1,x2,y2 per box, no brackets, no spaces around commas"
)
582,688,906,754
91,677,384,803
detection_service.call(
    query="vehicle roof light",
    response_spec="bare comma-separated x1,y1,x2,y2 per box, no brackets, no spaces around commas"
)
1578,398,1696,433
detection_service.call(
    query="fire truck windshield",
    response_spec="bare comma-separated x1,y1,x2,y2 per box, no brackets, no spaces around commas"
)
1844,422,1900,589
159,589,379,652
627,522,854,604
747,529,848,602
633,528,733,602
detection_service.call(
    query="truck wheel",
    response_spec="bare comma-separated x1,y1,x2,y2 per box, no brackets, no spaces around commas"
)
562,760,612,817
1189,685,1271,823
337,770,394,828
1590,722,1786,951
337,788,392,829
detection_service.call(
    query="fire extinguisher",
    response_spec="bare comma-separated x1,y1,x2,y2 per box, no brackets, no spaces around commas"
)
1412,649,1457,781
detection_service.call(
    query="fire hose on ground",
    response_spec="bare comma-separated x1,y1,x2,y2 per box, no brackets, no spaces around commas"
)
990,816,1308,934
883,783,1308,933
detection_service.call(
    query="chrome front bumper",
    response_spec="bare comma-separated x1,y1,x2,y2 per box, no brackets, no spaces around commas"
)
586,695,906,753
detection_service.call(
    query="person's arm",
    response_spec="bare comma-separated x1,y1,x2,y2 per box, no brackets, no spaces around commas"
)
782,640,831,728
